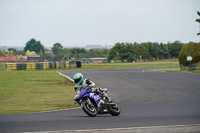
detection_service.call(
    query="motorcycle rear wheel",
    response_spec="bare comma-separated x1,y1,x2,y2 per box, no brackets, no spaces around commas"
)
81,100,97,117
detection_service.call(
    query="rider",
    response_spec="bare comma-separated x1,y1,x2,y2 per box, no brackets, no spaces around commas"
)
73,73,111,101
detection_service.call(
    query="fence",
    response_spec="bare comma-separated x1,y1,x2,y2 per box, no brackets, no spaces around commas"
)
69,61,81,68
0,62,69,71
181,62,200,71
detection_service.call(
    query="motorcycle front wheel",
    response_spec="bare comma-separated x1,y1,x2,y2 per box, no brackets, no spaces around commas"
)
81,100,97,117
108,99,121,116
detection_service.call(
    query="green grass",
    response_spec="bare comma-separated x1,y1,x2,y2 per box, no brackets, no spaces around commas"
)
0,70,78,114
191,70,200,74
146,68,181,72
81,62,179,69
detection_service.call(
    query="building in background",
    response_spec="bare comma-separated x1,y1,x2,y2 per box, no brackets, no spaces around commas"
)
0,57,27,62
27,55,40,62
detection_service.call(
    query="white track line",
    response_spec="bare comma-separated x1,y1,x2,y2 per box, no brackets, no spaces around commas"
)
23,124,200,133
57,71,74,82
30,107,81,114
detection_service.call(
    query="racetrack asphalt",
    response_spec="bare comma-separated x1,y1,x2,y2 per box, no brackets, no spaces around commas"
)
0,68,200,133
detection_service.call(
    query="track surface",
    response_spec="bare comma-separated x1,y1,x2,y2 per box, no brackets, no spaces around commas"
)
0,68,200,133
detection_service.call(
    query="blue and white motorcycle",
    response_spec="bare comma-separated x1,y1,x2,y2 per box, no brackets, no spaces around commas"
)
74,86,120,117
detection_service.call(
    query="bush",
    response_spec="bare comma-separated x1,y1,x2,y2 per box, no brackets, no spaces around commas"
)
178,43,200,66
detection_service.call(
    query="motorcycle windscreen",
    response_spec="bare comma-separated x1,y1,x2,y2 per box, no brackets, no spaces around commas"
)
102,88,108,93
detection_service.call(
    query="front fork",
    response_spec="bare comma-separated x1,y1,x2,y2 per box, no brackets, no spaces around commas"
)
86,98,93,106
75,97,93,106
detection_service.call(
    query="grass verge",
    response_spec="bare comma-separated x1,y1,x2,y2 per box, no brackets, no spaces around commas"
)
0,70,78,114
146,68,181,72
143,68,200,74
190,70,200,74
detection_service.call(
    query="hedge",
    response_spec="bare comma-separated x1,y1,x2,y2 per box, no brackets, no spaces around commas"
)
178,43,200,66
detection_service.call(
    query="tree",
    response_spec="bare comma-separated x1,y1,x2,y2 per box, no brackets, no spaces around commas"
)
151,43,161,59
69,48,86,59
108,41,185,62
108,43,126,62
123,43,136,62
52,43,63,54
24,39,44,54
8,48,17,55
87,49,108,58
113,52,121,61
0,50,3,56
0,50,13,57
51,43,65,61
53,51,65,61
168,41,184,58
196,11,200,36
25,50,36,56
161,43,170,59
133,44,149,60
178,43,200,66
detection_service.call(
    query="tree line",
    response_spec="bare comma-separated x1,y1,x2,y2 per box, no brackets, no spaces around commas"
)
49,43,109,61
0,39,109,62
108,41,185,62
1,38,198,63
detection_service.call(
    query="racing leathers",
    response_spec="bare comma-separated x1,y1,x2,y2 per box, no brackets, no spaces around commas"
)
74,79,110,100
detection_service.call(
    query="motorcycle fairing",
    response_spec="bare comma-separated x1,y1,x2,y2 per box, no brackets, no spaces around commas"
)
89,93,101,104
74,87,101,105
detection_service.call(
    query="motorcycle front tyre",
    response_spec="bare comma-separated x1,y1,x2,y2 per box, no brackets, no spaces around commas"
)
108,99,121,116
81,100,97,117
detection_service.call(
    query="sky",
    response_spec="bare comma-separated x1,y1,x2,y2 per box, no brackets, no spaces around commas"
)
0,0,200,48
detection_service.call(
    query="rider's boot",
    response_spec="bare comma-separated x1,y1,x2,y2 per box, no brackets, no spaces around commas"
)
97,88,111,102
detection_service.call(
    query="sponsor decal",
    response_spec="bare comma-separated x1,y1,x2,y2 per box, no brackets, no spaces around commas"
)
90,93,100,101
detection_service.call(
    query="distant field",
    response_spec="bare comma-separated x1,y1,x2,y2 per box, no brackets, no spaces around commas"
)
0,70,78,114
81,61,180,69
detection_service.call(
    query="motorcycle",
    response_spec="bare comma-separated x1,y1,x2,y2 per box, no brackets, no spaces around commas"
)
74,86,120,117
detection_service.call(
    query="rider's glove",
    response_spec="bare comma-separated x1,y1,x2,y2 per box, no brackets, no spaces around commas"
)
86,79,91,85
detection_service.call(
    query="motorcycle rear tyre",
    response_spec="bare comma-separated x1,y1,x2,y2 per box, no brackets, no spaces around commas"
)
81,100,97,117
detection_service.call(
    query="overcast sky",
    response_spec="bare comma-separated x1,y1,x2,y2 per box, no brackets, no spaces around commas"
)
0,0,200,47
